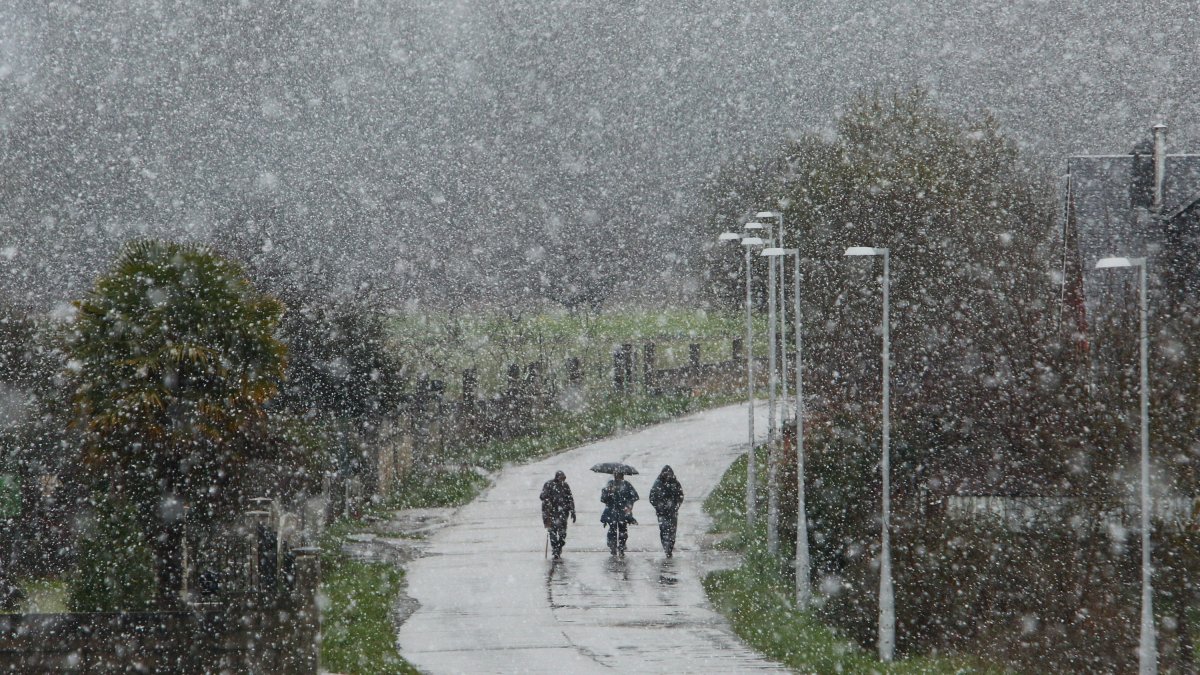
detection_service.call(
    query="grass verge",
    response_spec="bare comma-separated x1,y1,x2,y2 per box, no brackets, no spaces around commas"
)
319,533,419,675
702,451,993,674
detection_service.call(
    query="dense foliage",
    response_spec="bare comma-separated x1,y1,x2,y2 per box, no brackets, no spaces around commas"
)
694,92,1195,667
69,240,292,605
699,89,1096,493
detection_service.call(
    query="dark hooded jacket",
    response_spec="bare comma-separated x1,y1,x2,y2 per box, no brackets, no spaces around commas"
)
649,466,684,518
540,475,576,527
600,478,639,525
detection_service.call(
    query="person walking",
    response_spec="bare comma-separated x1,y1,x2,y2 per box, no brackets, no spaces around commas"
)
649,465,684,557
600,471,639,556
540,471,576,560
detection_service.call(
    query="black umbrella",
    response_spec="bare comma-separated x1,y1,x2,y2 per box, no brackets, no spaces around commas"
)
591,462,638,475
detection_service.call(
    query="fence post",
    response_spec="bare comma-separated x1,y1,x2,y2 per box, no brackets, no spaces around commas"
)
290,547,322,675
505,364,523,437
506,364,521,399
566,356,583,387
414,375,432,471
462,368,477,406
643,343,656,393
429,378,446,464
613,346,626,392
689,343,702,370
525,361,546,411
622,343,635,391
244,510,271,596
731,338,743,364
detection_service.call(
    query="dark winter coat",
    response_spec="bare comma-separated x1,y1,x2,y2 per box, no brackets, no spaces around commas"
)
649,467,684,518
540,479,576,528
600,479,639,525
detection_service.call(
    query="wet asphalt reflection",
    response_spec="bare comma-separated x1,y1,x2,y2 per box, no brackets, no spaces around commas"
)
397,403,788,674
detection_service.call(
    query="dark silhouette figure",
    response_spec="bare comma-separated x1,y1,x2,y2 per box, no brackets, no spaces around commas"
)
540,471,576,560
649,465,684,557
600,472,639,556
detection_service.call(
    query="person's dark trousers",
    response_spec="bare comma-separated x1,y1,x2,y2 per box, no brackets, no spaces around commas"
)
658,513,677,556
548,521,567,558
606,522,628,555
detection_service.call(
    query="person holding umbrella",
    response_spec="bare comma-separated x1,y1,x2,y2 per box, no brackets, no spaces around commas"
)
649,465,684,558
540,471,576,560
599,467,639,557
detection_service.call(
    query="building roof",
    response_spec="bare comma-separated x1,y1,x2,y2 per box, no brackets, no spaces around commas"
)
1067,153,1200,260
1066,153,1200,318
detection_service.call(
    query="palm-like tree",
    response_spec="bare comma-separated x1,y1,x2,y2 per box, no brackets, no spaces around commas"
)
70,240,286,606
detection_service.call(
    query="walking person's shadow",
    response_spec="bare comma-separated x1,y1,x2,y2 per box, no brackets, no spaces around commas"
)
605,555,630,581
545,557,572,609
657,557,678,586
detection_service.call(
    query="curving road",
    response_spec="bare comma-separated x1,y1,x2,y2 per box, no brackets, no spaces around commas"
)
396,402,787,674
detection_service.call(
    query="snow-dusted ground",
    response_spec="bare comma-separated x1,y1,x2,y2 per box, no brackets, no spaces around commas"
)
396,402,787,673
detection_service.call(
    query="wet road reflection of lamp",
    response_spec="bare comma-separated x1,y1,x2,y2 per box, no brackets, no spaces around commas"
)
844,246,894,662
761,245,810,609
720,231,764,527
1096,255,1156,675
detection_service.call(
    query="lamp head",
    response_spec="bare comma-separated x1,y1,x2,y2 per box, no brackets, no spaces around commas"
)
718,232,742,241
1095,256,1145,269
760,247,786,257
744,222,766,231
756,211,780,218
845,246,887,257
741,237,765,247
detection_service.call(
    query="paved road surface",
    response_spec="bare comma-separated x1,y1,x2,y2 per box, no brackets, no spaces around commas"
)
396,402,788,673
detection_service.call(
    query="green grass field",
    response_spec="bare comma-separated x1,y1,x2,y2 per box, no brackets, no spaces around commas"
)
319,533,420,675
388,307,759,395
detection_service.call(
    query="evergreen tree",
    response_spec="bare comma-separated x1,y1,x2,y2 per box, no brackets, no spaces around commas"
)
69,240,287,606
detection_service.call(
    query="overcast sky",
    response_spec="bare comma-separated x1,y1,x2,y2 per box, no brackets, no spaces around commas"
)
0,0,1194,308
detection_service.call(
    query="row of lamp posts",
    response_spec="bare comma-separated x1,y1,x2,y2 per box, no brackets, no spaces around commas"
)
722,220,1157,672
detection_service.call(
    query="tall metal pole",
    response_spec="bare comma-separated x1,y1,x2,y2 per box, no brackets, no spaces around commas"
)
777,211,789,422
792,250,810,610
1096,255,1156,673
879,250,894,663
1138,260,1156,675
769,214,787,555
765,226,779,554
745,246,757,528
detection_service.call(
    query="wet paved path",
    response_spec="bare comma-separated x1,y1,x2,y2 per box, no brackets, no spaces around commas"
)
396,403,788,673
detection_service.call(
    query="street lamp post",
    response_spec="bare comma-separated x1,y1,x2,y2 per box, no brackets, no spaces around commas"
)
1096,255,1156,675
845,246,894,662
747,220,779,554
721,231,764,527
758,211,787,556
747,222,777,530
763,246,810,609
